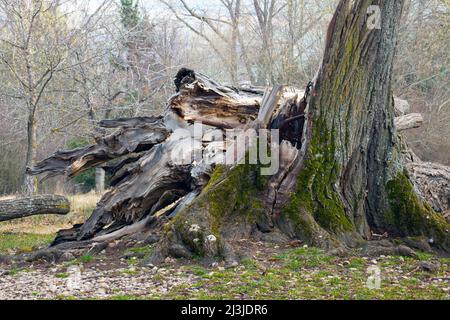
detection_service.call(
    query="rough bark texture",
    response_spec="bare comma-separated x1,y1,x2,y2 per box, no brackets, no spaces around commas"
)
27,0,449,262
0,195,70,222
275,0,448,250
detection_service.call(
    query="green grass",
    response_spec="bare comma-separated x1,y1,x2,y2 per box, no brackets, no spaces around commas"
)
0,229,448,300
5,266,32,276
127,245,155,255
159,248,450,300
110,295,146,300
0,232,54,253
55,272,69,279
79,253,93,263
125,244,155,265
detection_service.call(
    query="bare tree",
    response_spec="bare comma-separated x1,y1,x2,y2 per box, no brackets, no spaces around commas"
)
0,0,111,194
160,0,243,84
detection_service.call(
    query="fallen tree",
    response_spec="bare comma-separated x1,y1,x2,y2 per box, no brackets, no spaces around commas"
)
27,0,448,263
395,113,424,132
0,195,70,222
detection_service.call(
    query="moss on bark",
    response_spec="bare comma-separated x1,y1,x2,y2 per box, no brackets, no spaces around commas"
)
166,161,269,259
385,170,449,250
282,118,353,241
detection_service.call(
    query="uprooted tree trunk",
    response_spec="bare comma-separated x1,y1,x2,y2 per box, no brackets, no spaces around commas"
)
0,195,70,222
28,0,449,263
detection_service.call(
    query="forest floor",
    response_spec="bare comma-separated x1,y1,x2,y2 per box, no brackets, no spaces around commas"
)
0,193,449,300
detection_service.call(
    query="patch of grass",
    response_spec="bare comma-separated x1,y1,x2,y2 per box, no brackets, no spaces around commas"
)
79,253,93,263
128,245,155,255
110,295,146,300
160,247,450,300
0,192,100,260
121,268,140,276
0,233,54,253
68,193,101,220
0,192,101,235
125,244,155,263
347,257,366,269
55,295,79,300
6,267,32,276
185,265,210,277
55,272,69,279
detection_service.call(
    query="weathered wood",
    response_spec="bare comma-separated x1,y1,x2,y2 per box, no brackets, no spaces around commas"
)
30,116,168,179
167,71,263,129
394,96,411,116
407,161,450,213
76,136,194,240
0,195,70,222
28,55,449,259
395,113,424,131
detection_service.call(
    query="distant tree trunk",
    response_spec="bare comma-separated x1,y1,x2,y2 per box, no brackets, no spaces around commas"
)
95,168,105,193
0,195,70,222
24,111,38,195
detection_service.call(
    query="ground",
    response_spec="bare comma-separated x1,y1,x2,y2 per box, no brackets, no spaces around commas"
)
0,193,449,300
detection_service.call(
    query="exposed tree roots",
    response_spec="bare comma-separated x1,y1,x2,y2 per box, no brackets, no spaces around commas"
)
19,68,448,265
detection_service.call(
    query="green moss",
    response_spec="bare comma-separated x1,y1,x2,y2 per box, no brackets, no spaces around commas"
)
202,162,268,235
57,203,70,210
282,118,353,236
385,170,449,248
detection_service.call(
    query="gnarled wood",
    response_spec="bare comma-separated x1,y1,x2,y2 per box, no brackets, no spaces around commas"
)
168,70,263,129
30,116,168,179
407,161,450,213
28,63,450,258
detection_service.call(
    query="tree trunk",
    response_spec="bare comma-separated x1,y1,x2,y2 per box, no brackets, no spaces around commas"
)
272,0,448,249
24,112,38,195
149,0,448,259
95,168,106,193
0,195,70,222
28,0,449,262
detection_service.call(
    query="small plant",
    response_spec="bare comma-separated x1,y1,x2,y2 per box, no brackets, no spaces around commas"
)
79,254,93,263
55,272,69,279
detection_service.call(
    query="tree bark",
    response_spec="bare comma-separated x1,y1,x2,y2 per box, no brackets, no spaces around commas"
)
0,195,70,222
28,0,449,261
150,0,448,259
24,111,38,195
272,0,448,249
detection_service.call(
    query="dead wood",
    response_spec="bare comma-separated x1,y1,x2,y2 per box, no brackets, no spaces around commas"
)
27,67,449,259
395,113,424,131
0,195,70,222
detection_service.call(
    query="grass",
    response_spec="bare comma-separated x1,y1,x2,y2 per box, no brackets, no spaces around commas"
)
0,192,100,235
157,247,449,300
0,233,55,253
1,192,448,300
55,272,69,279
0,192,100,253
79,253,93,263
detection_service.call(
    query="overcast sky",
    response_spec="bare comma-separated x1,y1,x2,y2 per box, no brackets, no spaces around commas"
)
82,0,218,14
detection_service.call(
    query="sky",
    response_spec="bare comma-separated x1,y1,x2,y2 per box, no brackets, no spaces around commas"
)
83,0,218,13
